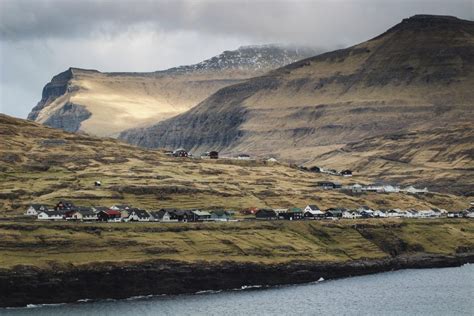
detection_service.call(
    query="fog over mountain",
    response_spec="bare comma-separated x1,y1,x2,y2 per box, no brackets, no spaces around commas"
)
1,0,471,118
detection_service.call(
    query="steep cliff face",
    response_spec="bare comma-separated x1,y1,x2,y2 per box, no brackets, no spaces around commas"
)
28,45,320,137
28,68,75,121
120,15,474,161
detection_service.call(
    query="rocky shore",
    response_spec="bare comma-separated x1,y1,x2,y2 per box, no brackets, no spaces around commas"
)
1,252,472,308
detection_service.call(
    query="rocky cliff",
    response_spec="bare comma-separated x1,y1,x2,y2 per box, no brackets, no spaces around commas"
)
28,45,320,137
1,254,472,307
120,15,474,162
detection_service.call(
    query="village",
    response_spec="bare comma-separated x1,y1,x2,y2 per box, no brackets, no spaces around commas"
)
24,200,474,223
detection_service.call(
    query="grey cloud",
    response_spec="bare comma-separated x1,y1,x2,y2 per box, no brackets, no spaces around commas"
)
0,0,473,119
2,0,472,46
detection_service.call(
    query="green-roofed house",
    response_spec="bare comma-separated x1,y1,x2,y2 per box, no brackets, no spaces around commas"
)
192,210,212,222
281,207,303,220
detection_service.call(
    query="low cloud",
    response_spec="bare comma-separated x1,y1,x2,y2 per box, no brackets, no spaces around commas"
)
0,0,472,118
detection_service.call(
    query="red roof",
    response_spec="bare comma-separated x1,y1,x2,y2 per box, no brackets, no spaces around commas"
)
106,210,121,216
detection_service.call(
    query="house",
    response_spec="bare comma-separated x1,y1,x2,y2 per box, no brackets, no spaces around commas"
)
303,205,324,219
273,208,289,217
304,205,321,213
266,157,278,163
209,151,219,159
210,210,232,221
342,209,361,219
173,148,188,157
340,170,352,177
237,154,250,160
360,210,374,218
25,204,50,216
79,208,98,221
447,211,463,218
255,209,278,220
98,210,122,222
373,209,387,218
463,208,474,218
309,166,321,173
316,181,340,190
94,181,101,187
386,209,402,217
127,209,152,222
351,184,363,193
65,207,97,221
149,209,179,222
37,210,64,221
280,208,303,220
55,200,75,211
325,208,344,219
173,210,195,222
192,210,212,221
403,186,428,194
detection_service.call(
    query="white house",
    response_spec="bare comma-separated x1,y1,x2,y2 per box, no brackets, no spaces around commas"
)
382,185,400,193
37,210,64,221
418,210,435,218
403,186,429,194
304,205,321,213
351,184,363,193
342,210,361,219
127,209,152,222
465,210,474,218
237,154,250,160
373,210,387,218
25,204,49,216
302,205,323,218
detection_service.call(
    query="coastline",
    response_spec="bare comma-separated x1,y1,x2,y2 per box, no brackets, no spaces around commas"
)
1,252,473,308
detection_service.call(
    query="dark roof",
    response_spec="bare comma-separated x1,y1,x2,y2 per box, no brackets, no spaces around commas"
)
129,209,151,218
256,209,277,216
94,206,109,212
211,210,231,217
30,204,49,211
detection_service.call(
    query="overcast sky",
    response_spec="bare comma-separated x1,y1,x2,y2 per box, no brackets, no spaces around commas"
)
0,0,472,119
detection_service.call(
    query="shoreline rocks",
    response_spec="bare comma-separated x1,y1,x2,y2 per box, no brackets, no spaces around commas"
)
1,252,472,308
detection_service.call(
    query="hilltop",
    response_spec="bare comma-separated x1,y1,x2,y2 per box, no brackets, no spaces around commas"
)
0,114,468,215
28,45,319,137
120,15,474,194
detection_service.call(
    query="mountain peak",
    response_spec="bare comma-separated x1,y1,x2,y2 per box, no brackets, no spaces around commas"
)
165,44,320,73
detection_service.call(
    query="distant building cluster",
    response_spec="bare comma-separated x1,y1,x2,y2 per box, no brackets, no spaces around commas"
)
245,205,474,220
25,201,234,222
25,201,474,222
314,181,429,194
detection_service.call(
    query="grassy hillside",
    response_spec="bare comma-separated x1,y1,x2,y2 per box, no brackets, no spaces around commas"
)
0,114,469,216
0,219,472,269
308,126,474,195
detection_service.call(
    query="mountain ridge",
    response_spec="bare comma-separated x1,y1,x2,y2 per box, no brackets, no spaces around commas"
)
28,44,320,137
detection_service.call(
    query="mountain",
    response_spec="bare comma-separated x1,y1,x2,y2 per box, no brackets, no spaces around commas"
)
119,15,474,194
0,113,467,214
28,45,319,137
